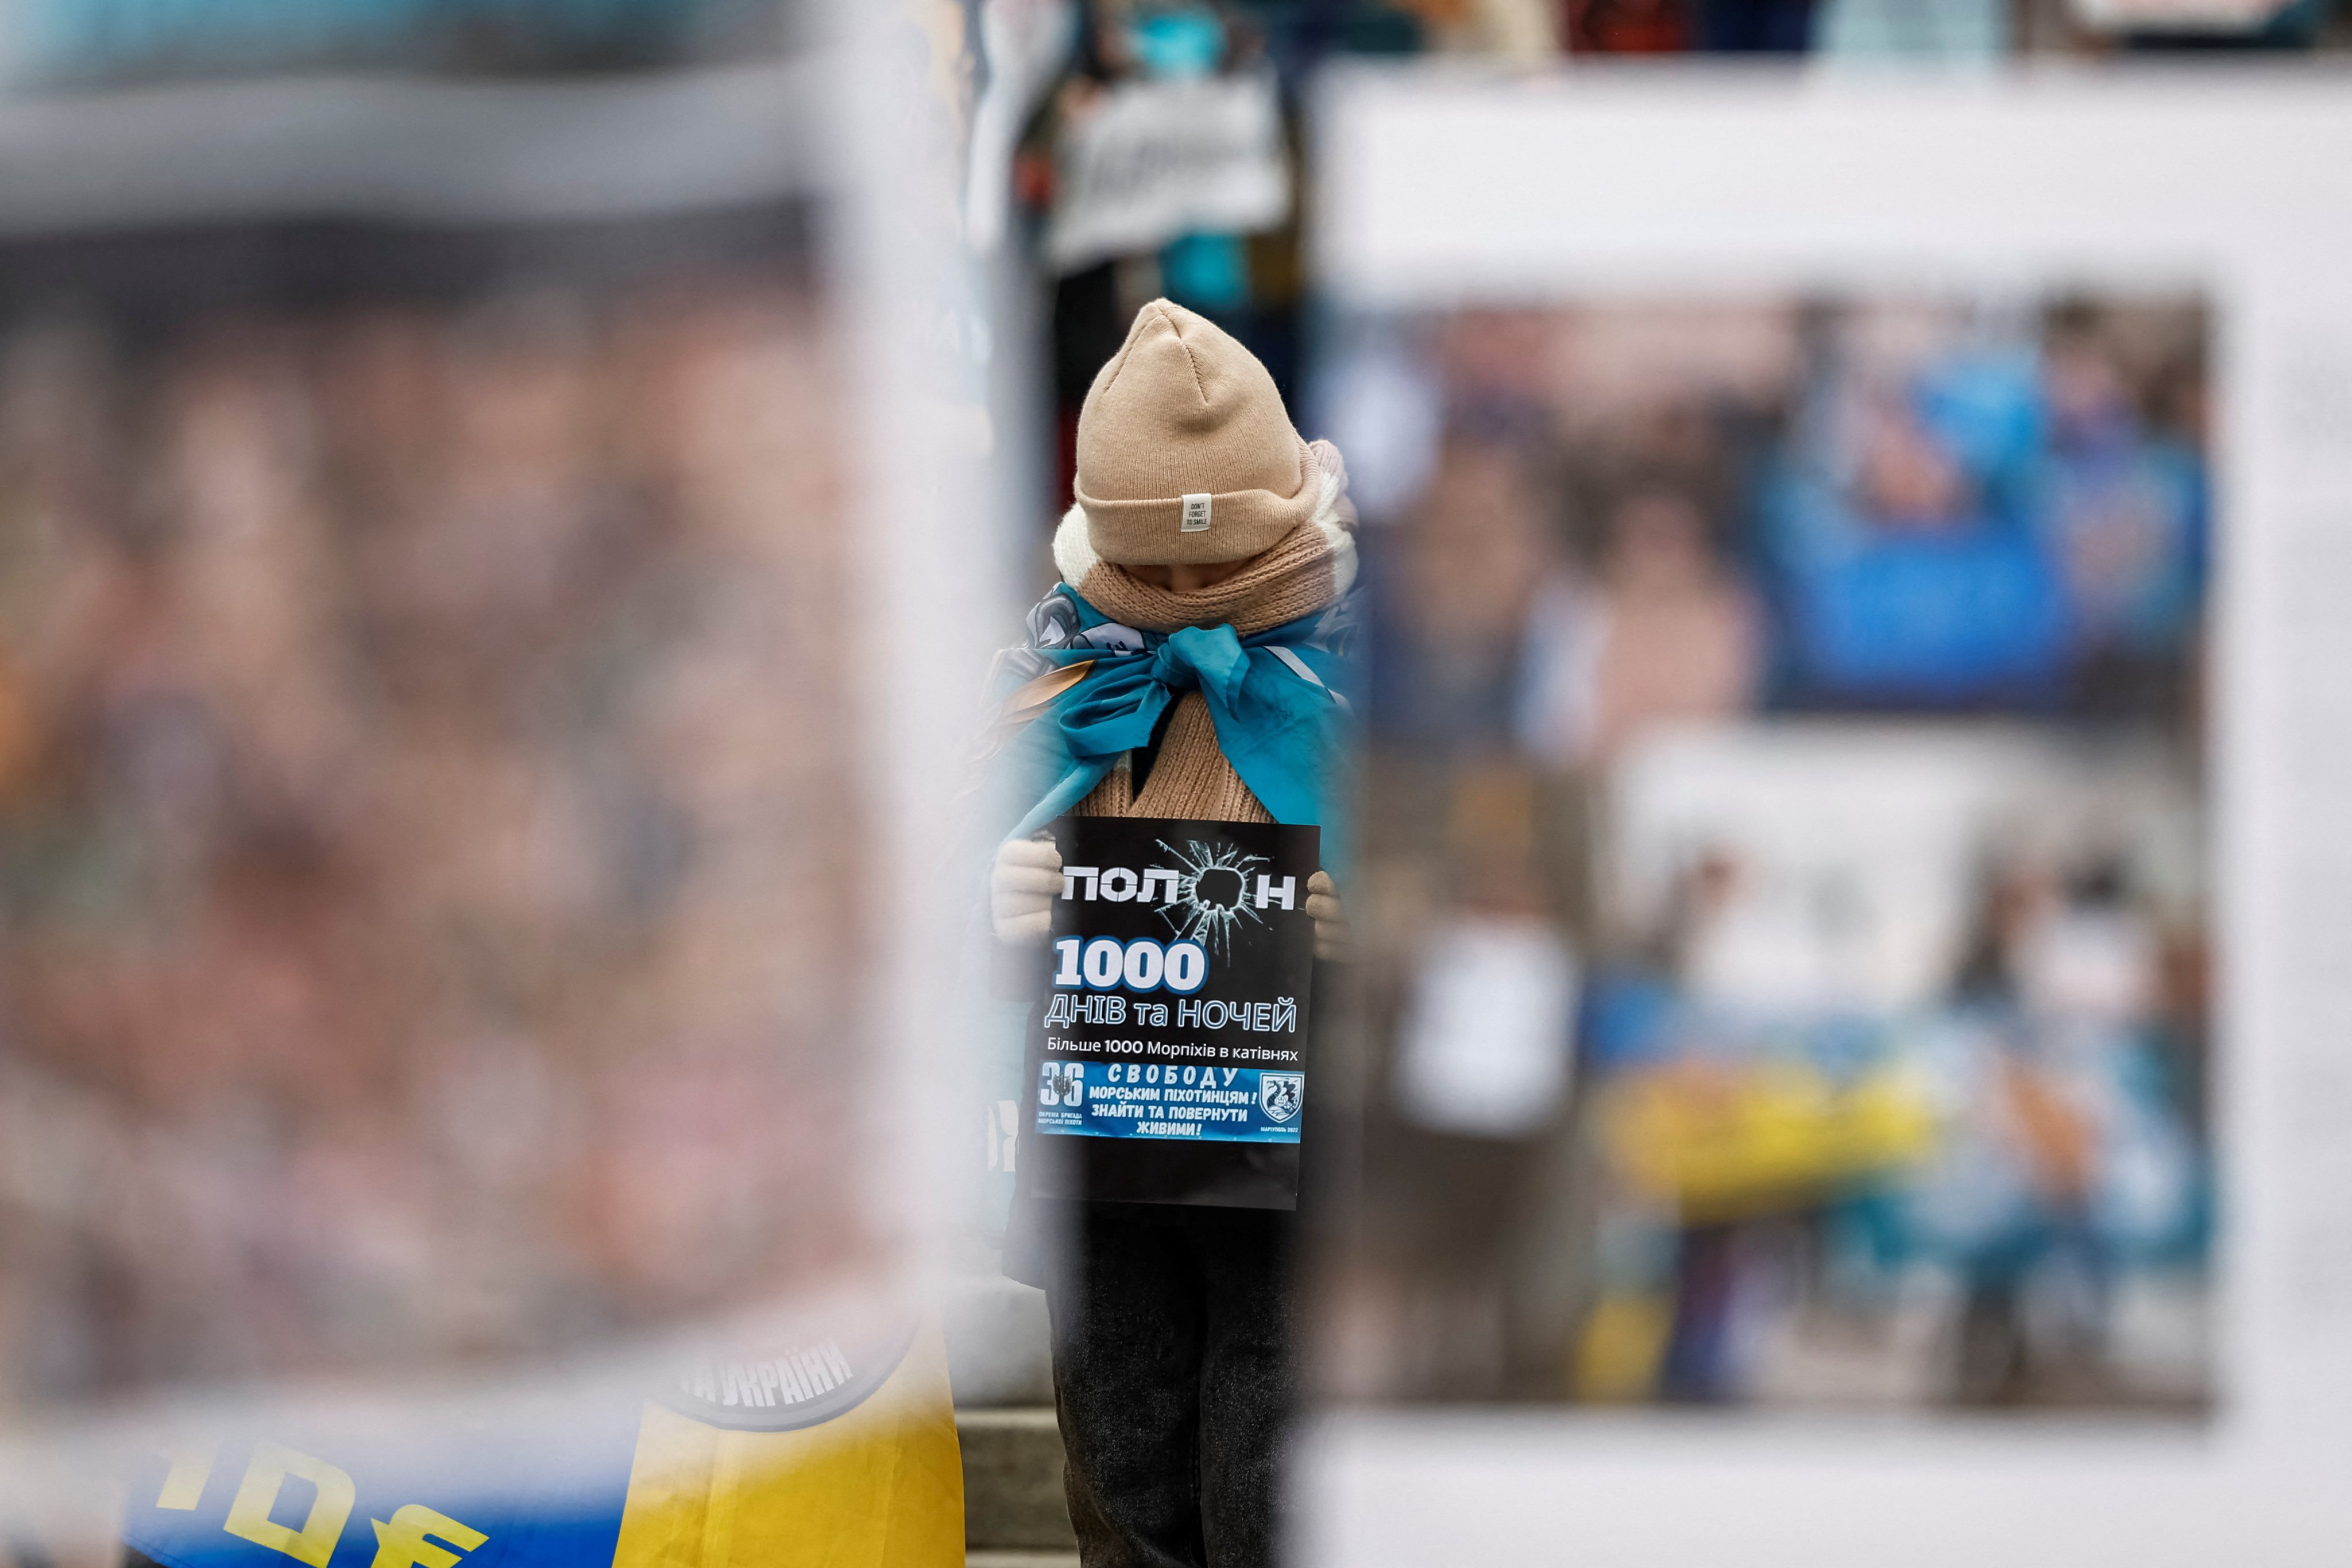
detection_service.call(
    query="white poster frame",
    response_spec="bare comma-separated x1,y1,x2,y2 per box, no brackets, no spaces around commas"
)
1306,65,2352,1567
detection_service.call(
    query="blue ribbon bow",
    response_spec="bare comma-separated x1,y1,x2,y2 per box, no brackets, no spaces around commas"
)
996,586,1355,876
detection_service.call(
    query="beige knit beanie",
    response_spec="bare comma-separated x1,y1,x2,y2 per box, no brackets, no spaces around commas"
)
1074,299,1318,566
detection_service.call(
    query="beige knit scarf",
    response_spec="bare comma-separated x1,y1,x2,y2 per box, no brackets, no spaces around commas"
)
1052,445,1356,825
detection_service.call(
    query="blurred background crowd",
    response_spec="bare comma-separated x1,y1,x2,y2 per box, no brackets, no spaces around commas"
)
1315,295,2212,1409
0,217,872,1406
981,0,2339,544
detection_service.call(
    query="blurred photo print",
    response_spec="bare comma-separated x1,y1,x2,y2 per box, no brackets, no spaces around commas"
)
0,29,989,1553
1318,291,2212,1413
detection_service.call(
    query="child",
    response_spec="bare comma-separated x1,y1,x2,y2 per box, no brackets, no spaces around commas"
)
987,300,1354,1567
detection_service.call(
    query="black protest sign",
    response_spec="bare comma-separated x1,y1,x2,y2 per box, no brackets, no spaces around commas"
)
1024,815,1318,1210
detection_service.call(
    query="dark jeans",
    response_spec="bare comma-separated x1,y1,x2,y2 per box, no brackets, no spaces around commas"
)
1042,1202,1296,1568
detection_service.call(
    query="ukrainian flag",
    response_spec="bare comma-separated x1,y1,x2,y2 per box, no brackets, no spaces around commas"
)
121,1318,964,1568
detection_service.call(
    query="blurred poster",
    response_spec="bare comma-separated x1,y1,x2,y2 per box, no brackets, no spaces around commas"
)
1043,71,1290,274
1321,292,2212,1412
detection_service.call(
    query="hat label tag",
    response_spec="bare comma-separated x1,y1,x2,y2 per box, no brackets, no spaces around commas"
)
1180,493,1212,532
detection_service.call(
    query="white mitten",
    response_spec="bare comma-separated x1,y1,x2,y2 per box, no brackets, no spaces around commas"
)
1306,870,1350,963
991,835,1061,944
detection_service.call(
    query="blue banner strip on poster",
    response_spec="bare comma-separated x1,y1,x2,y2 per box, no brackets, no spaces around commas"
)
1036,1061,1301,1144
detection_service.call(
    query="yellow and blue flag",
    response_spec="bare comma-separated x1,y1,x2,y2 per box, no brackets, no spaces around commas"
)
122,1318,964,1568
